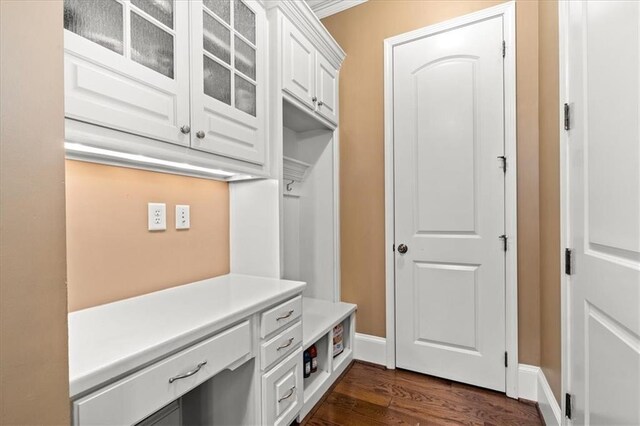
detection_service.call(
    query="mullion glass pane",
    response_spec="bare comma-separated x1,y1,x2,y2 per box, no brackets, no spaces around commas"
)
234,36,255,80
204,0,230,25
64,0,124,54
203,12,231,64
131,12,174,78
235,74,256,116
131,0,173,29
204,55,231,105
234,1,255,44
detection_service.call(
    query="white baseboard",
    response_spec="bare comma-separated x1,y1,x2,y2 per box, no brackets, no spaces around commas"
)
518,364,540,401
353,333,386,366
537,368,562,426
518,364,562,426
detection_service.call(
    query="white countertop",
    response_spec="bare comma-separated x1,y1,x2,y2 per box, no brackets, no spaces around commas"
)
68,274,305,398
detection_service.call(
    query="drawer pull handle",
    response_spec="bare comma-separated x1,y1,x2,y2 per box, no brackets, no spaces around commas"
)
277,338,295,351
168,361,207,383
276,310,294,321
278,386,296,403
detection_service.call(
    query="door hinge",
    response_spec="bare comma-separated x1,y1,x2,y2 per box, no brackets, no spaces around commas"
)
393,244,395,252
502,40,506,58
565,393,573,419
564,103,571,130
565,248,573,275
498,155,507,173
499,235,508,252
504,351,508,367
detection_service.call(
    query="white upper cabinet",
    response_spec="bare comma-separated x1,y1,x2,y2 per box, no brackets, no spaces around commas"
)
315,52,338,123
64,0,191,146
281,18,339,125
282,19,316,109
63,0,268,175
190,0,267,165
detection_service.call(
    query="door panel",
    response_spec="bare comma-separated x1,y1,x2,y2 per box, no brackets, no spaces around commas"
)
415,58,477,233
567,2,640,424
315,53,338,124
394,16,506,391
64,0,190,146
282,20,315,109
190,0,266,165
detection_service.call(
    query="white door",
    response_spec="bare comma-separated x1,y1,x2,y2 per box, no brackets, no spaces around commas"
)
282,19,316,109
190,0,266,165
315,52,338,124
64,0,190,146
394,16,507,391
565,2,640,424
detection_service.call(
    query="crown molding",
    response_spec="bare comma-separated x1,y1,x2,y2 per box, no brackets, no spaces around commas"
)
306,0,368,19
266,0,346,69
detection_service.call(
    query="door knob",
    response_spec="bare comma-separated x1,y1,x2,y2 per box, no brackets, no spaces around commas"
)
196,130,205,139
397,244,408,254
180,125,191,134
312,96,317,103
317,101,324,106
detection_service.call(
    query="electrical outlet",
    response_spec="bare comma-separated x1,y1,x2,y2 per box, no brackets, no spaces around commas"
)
176,205,190,230
148,203,166,231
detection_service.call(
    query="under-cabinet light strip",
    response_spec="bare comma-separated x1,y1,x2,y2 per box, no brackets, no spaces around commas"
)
64,142,236,177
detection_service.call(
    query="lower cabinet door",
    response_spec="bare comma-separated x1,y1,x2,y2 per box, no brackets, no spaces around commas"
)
262,348,303,426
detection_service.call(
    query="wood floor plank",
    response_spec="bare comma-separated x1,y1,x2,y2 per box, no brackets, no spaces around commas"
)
301,362,543,426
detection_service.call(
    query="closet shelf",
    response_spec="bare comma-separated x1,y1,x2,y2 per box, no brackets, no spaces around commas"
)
283,156,311,183
302,297,357,349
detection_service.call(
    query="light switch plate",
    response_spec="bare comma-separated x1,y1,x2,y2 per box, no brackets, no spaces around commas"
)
176,205,190,230
148,203,166,231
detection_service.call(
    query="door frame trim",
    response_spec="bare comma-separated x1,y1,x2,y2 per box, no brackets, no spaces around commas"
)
558,0,570,421
383,1,519,398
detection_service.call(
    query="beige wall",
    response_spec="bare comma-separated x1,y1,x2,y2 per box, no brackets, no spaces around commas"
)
66,161,230,311
323,0,543,365
538,0,562,403
0,1,70,424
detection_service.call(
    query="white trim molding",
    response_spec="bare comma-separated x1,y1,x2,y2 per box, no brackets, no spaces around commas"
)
558,1,570,423
353,333,387,366
383,1,519,397
305,0,368,19
518,365,562,426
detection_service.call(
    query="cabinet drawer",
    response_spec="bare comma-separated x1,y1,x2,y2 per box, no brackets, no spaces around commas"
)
261,321,302,370
74,321,251,426
262,349,303,426
261,296,302,338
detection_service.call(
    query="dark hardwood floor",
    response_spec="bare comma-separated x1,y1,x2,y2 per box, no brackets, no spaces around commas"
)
300,362,543,426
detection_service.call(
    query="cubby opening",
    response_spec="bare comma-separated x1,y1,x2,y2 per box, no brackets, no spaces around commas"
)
303,334,330,403
332,316,353,373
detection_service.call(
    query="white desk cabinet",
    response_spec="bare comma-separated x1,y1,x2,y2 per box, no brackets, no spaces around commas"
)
68,274,306,426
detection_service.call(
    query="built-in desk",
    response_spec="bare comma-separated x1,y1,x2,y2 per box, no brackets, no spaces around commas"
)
68,274,305,426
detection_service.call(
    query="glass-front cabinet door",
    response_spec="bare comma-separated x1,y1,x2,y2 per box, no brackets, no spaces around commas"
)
64,0,190,146
189,0,267,165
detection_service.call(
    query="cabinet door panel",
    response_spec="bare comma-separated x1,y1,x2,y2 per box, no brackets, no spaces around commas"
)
191,0,266,165
315,53,338,124
64,0,190,146
282,19,316,109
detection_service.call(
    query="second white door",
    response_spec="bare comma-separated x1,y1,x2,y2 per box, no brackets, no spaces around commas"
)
393,14,507,391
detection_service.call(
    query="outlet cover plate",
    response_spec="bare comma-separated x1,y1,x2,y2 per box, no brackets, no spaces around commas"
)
148,203,166,231
176,205,190,230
